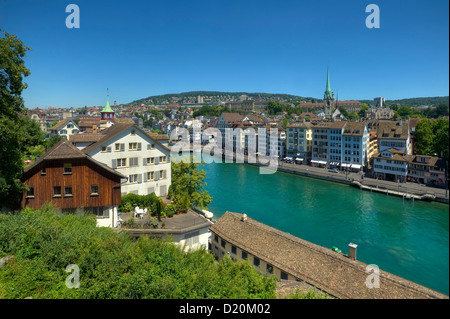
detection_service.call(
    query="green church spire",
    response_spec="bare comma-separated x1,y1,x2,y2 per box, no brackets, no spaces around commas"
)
324,65,334,100
101,88,114,113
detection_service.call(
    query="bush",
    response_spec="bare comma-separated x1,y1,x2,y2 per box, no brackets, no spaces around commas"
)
0,207,278,299
119,192,159,212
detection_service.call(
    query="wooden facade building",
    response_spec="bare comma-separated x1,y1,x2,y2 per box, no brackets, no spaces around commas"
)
21,139,126,227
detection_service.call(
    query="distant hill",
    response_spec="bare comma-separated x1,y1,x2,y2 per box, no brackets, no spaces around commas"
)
124,91,449,108
125,91,317,107
385,96,449,107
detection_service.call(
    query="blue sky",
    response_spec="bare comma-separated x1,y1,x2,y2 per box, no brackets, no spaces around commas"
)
0,0,448,108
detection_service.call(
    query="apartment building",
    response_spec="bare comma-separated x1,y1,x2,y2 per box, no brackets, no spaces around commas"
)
341,122,368,172
81,123,171,197
286,122,312,164
311,122,330,167
377,120,411,155
327,122,347,167
373,148,413,182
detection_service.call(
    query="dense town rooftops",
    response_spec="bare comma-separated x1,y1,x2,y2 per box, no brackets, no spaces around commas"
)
209,211,448,299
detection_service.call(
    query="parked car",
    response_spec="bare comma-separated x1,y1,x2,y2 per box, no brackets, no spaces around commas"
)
328,168,338,173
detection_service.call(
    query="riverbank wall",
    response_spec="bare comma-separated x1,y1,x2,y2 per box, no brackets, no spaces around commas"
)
245,161,449,204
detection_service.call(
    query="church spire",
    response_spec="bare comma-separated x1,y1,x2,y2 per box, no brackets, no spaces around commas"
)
324,65,334,100
101,88,114,119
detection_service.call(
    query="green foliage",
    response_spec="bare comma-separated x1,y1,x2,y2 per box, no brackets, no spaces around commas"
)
169,158,212,210
0,207,277,299
0,31,48,210
358,105,370,118
414,118,434,155
284,288,330,299
414,118,449,159
119,192,159,212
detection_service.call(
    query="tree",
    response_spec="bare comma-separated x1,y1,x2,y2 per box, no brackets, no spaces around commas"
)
397,105,413,118
358,105,370,118
0,30,36,209
414,118,434,155
169,158,212,210
0,30,31,118
432,118,449,159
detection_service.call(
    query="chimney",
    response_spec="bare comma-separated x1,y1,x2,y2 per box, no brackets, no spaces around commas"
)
348,242,358,260
241,214,247,222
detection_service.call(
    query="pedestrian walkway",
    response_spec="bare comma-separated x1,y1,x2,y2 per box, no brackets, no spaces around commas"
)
264,161,448,203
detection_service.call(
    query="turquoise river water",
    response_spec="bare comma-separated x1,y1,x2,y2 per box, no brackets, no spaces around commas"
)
199,161,449,295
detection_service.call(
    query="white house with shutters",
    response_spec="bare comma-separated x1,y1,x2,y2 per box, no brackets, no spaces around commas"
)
48,119,80,140
81,123,171,197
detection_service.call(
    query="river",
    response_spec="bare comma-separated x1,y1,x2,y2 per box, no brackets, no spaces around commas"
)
200,161,449,295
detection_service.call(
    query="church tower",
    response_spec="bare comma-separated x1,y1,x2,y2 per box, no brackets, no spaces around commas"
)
324,66,335,120
100,89,115,120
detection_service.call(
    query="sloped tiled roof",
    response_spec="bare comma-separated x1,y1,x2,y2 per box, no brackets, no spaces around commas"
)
210,212,447,299
69,133,104,143
22,139,125,179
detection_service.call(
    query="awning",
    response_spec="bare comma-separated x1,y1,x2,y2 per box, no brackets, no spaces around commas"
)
295,158,304,162
352,164,362,170
284,157,293,160
341,163,351,168
311,160,327,165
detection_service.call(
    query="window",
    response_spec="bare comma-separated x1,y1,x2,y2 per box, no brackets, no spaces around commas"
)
159,156,167,163
147,143,155,150
115,143,125,152
221,239,226,248
146,157,155,165
159,170,165,179
146,171,154,181
93,207,109,218
129,142,138,151
267,264,273,274
242,251,248,260
253,257,260,267
53,186,62,197
41,168,46,175
91,185,99,195
26,187,35,198
129,174,138,183
63,163,72,174
231,245,237,255
280,271,288,280
129,157,139,167
214,235,219,243
117,158,127,167
64,186,73,197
